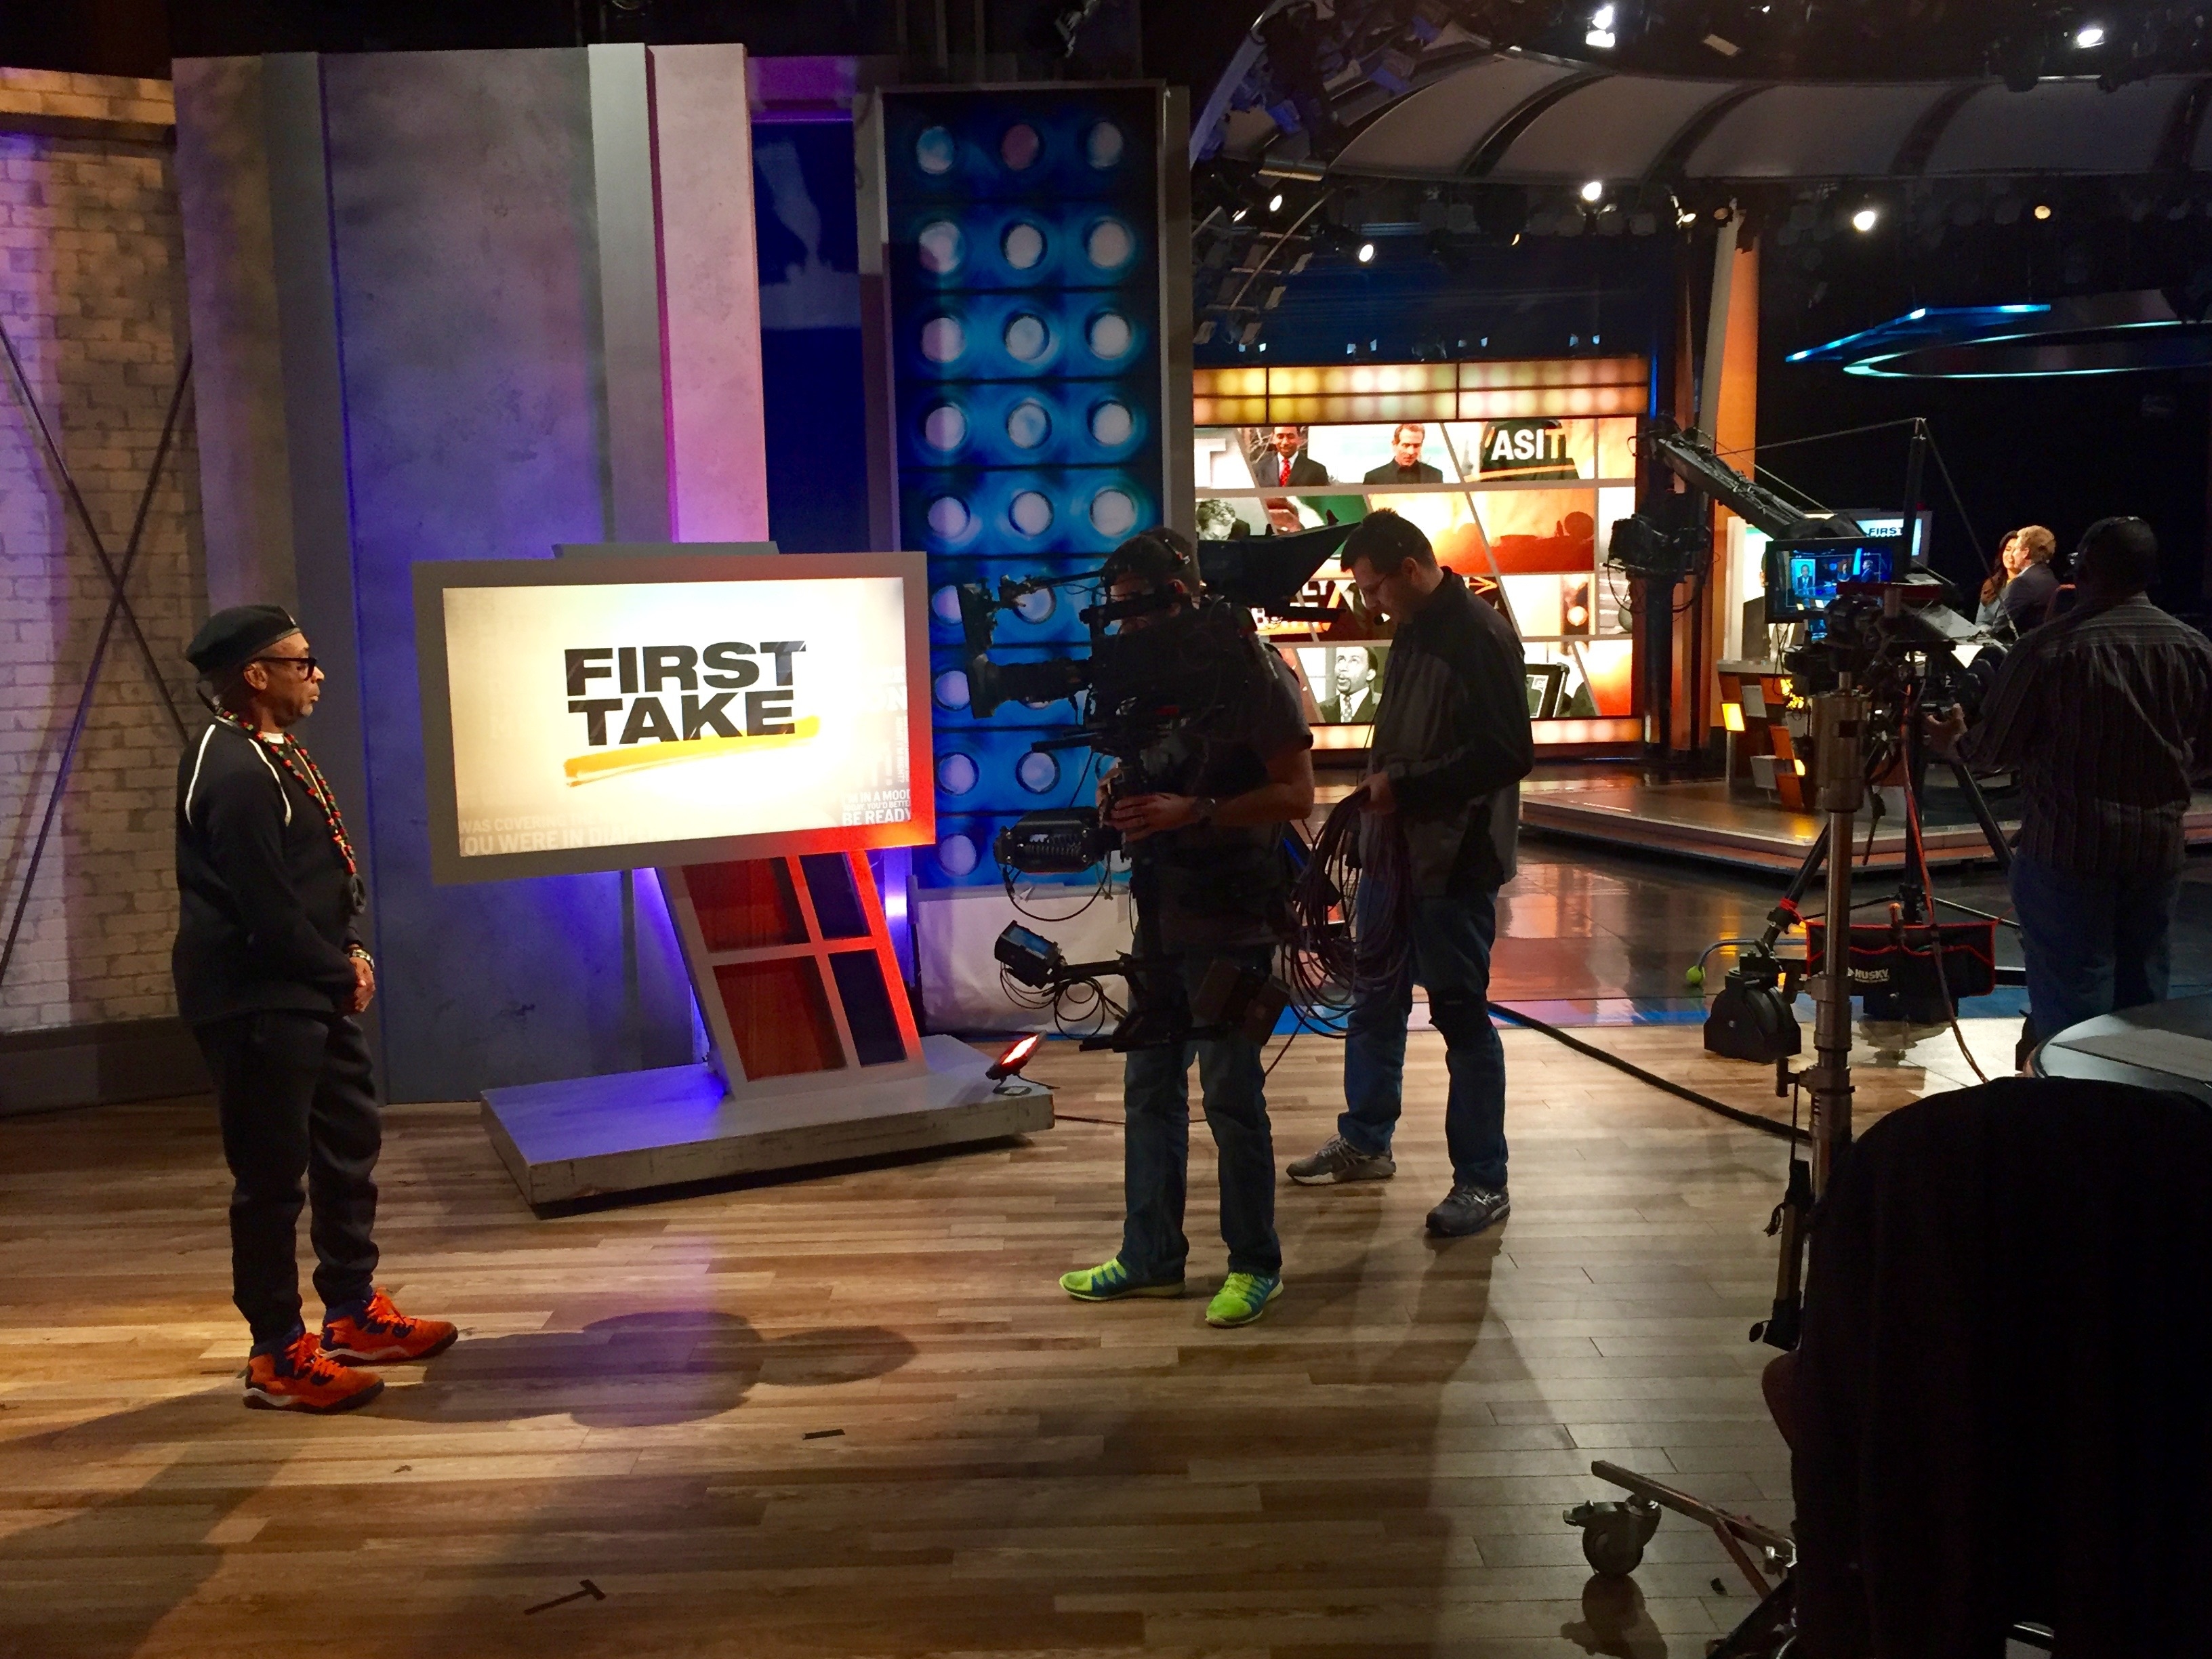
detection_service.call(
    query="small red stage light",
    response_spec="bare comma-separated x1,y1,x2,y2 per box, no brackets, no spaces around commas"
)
986,1033,1042,1083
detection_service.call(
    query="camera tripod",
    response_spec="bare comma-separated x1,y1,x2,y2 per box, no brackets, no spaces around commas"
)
1570,678,2020,1656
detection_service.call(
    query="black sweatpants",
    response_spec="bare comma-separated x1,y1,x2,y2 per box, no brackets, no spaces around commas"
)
192,1010,382,1350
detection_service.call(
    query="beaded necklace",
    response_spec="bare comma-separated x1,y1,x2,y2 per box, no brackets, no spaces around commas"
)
214,708,365,915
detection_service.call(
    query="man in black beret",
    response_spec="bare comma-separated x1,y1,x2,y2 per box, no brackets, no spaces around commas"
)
177,605,455,1412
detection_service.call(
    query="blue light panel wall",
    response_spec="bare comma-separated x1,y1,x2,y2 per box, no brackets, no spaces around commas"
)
878,87,1167,890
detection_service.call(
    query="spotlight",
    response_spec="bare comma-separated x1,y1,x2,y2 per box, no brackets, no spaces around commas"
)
985,1033,1042,1086
1269,192,1284,213
1357,241,1375,262
2034,203,2053,220
2074,22,2106,47
1580,180,1605,203
1232,207,1248,222
1585,24,1616,47
1850,206,1879,232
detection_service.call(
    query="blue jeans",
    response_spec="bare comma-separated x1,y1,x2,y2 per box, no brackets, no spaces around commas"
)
2009,852,2182,1041
1340,885,1509,1190
1120,945,1281,1282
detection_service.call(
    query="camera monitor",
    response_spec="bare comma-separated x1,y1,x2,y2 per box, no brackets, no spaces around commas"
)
413,552,933,884
1762,538,1902,623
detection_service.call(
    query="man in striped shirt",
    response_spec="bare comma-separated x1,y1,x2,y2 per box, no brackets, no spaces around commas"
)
1930,517,2212,1048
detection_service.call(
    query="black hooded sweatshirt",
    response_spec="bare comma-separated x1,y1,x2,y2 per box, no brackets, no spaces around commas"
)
172,720,361,1026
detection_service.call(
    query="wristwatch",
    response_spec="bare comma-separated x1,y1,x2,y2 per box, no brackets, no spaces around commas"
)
1192,796,1221,824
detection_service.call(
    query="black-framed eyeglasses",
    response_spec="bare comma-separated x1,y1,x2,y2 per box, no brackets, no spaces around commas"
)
252,655,319,675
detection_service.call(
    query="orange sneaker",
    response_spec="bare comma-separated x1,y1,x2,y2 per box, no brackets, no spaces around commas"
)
244,1330,384,1413
321,1288,457,1364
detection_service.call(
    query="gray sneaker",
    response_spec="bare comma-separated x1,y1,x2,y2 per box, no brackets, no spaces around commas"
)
1286,1134,1396,1185
1426,1181,1509,1237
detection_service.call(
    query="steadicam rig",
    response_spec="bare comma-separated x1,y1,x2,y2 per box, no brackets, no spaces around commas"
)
991,921,1287,1052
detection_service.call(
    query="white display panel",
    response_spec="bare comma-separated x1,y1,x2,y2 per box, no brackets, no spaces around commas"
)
415,553,933,883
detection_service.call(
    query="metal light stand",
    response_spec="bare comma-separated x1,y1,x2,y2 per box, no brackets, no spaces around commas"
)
1564,683,1871,1658
1802,683,1868,1201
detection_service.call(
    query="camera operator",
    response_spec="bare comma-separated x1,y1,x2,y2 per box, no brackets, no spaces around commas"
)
1286,511,1534,1237
1059,530,1315,1328
1929,517,2212,1057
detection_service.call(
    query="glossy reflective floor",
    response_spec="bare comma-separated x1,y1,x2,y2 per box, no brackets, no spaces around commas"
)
1310,764,2212,1028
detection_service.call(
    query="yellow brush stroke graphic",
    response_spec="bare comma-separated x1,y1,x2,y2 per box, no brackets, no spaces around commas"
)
564,717,822,785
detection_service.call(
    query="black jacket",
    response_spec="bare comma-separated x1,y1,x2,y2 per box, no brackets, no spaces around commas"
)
1264,451,1330,487
1793,1078,2212,1658
1365,571,1534,895
173,721,361,1026
1362,459,1443,485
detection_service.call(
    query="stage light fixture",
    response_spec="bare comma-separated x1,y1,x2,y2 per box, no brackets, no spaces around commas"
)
1357,241,1375,262
2074,22,2106,47
2034,203,2053,220
1580,180,1605,203
985,1033,1042,1084
1269,192,1284,212
1851,206,1879,232
1232,206,1248,222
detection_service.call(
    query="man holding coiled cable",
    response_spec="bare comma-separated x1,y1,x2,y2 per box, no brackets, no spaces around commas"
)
1286,511,1535,1237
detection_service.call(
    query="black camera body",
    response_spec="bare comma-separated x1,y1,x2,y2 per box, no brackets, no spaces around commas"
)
1782,579,2002,735
962,573,1275,878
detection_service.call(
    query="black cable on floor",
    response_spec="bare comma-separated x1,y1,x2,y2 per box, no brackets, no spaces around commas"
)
1487,1000,1809,1145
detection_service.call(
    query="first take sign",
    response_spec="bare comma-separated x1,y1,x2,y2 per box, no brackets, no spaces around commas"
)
414,552,933,884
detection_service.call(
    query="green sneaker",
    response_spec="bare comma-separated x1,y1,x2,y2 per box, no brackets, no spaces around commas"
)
1060,1258,1185,1302
1205,1271,1284,1328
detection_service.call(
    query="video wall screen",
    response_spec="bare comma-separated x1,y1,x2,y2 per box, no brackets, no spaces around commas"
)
413,552,933,884
1198,416,1639,719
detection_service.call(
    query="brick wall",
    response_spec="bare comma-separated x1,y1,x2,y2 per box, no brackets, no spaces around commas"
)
0,68,203,1033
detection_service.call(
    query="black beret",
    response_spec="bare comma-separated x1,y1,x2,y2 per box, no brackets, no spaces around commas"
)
186,605,302,676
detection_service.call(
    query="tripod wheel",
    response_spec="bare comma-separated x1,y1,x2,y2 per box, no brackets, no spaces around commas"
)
1565,1496,1661,1576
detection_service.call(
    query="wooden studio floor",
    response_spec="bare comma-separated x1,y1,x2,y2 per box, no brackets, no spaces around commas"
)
0,1019,2020,1659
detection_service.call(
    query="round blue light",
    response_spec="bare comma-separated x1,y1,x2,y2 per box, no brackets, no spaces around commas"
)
936,833,979,877
1002,221,1046,271
917,220,963,275
1014,586,1057,624
1090,487,1137,537
1009,491,1054,536
1006,398,1052,449
927,495,972,540
920,314,966,364
930,584,962,624
1016,751,1061,794
1090,401,1134,447
935,752,979,795
1085,218,1134,272
1086,310,1133,361
1086,121,1125,169
915,126,956,174
932,670,971,710
922,403,968,451
1000,123,1042,170
1004,312,1052,364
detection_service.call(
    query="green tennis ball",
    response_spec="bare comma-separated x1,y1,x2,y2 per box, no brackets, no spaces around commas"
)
1685,964,1705,989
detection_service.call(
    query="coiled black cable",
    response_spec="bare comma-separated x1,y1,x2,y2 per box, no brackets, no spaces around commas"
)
1286,789,1412,1017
